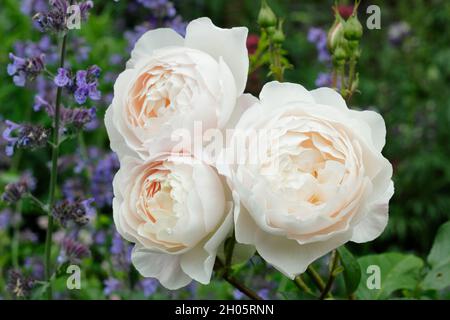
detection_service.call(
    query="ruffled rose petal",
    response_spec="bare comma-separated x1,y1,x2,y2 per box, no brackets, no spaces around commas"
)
351,181,394,243
255,228,352,278
180,207,233,284
127,28,184,69
310,87,348,111
185,17,249,94
259,81,315,111
132,245,192,290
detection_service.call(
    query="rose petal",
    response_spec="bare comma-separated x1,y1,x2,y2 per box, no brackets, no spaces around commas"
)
185,17,249,94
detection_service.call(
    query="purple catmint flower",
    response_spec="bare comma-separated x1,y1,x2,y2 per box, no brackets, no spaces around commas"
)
33,95,50,112
20,229,39,243
0,209,12,230
21,0,48,15
2,171,36,204
137,0,176,17
307,27,330,63
233,289,244,300
91,152,119,207
2,120,49,156
52,198,95,227
62,178,86,200
167,15,187,36
33,0,93,32
110,231,132,271
388,21,411,46
60,106,97,129
7,269,35,299
58,237,91,264
257,288,270,300
315,72,332,87
70,68,101,104
140,278,158,297
54,67,71,87
24,257,45,280
103,277,121,296
94,230,107,245
7,53,46,87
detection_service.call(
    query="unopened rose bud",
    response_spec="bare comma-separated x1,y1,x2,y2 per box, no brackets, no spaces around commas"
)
333,46,347,66
258,0,277,28
327,18,345,53
272,22,285,44
344,15,363,41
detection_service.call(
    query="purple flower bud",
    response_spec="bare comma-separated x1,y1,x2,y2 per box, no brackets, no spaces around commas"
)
7,53,45,87
2,120,49,156
2,171,36,204
52,198,96,227
58,237,90,264
7,269,35,299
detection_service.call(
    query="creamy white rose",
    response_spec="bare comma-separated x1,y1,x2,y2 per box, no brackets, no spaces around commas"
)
113,153,232,289
105,18,249,160
218,81,394,278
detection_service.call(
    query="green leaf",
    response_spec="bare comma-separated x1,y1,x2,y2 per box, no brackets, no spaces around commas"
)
337,246,361,295
422,221,450,290
356,252,424,299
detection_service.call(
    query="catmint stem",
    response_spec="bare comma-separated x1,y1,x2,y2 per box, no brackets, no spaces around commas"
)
44,31,68,300
319,249,339,299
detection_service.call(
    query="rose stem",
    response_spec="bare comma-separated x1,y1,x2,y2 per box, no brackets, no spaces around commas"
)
44,31,68,300
306,265,326,292
319,249,339,300
293,275,315,296
215,258,263,300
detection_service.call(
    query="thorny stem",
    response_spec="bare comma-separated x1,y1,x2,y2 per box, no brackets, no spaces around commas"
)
319,250,339,300
44,31,68,300
215,258,263,300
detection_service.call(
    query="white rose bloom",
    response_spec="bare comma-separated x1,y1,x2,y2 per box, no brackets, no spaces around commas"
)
105,17,249,160
113,153,233,289
218,81,394,278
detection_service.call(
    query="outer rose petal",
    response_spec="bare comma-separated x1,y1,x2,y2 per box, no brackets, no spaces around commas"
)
180,207,233,284
259,81,314,110
185,17,249,94
132,245,192,290
351,181,394,243
255,227,352,278
104,106,137,161
351,109,387,152
224,93,259,130
310,87,348,111
126,28,184,69
232,190,258,245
